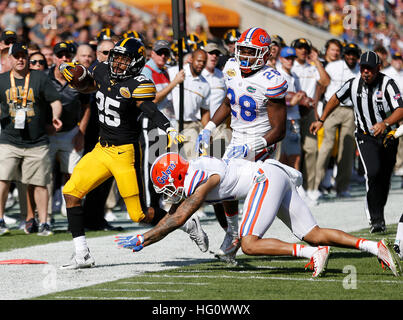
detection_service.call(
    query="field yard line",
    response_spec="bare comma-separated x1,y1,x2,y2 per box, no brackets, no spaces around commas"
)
146,274,403,284
118,281,209,286
0,189,402,300
95,288,184,292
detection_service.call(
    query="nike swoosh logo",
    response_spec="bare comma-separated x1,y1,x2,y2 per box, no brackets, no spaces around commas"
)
118,151,126,154
115,96,124,100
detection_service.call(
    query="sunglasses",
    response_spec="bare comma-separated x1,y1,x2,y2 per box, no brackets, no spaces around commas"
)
156,50,170,57
30,59,46,65
99,50,110,55
56,52,72,59
5,38,16,45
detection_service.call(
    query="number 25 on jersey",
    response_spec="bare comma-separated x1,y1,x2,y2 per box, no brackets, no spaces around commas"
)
96,91,121,127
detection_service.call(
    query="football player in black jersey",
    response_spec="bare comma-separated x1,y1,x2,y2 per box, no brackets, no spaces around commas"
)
58,38,207,269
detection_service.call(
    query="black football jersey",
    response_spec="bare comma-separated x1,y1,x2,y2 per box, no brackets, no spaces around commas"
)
91,62,156,145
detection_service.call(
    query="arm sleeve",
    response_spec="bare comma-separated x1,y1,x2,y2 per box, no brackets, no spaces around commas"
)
385,78,403,111
138,100,171,132
335,78,354,105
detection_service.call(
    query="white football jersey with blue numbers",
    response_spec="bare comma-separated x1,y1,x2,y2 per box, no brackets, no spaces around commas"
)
222,58,288,144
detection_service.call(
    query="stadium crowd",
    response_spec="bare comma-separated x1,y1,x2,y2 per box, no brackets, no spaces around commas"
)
0,0,402,248
253,0,403,53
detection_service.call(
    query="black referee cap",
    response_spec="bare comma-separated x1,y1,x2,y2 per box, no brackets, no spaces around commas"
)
359,51,381,69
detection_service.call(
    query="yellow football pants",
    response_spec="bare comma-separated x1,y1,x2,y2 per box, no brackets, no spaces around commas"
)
63,142,146,222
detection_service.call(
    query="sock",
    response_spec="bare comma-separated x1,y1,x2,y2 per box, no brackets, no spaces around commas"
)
73,235,89,254
292,244,317,258
355,238,378,256
225,211,239,238
180,218,193,233
66,206,85,238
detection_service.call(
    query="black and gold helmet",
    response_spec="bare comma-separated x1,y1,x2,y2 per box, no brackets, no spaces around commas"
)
223,29,241,44
122,30,145,45
108,38,146,80
171,33,202,56
97,28,115,41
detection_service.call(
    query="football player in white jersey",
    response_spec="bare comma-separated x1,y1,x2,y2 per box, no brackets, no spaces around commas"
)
195,27,288,261
116,153,401,277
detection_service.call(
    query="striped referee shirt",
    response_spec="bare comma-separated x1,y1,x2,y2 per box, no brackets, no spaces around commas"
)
336,73,403,135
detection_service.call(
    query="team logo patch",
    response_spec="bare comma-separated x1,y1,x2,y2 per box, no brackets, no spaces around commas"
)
247,86,256,93
119,87,131,98
138,45,146,57
156,163,176,185
394,93,401,100
226,69,236,77
259,35,270,45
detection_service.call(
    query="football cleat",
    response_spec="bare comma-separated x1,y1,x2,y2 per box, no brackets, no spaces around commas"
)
377,239,401,276
60,249,95,270
216,231,235,256
187,215,209,253
305,246,330,278
0,219,9,236
214,237,241,265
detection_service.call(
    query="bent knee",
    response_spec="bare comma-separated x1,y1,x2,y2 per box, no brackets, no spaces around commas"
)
240,237,256,255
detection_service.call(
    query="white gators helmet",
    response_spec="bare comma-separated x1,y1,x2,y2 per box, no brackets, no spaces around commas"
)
235,27,271,74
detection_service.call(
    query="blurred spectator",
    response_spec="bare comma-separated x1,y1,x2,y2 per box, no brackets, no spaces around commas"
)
45,42,91,217
0,43,62,236
40,46,54,68
202,42,229,158
291,38,330,204
284,0,301,18
140,40,183,212
1,2,22,33
168,49,210,160
217,29,240,71
0,30,17,73
74,44,96,69
95,40,114,64
29,51,48,71
277,46,305,171
187,2,212,40
328,3,344,37
268,35,286,69
383,52,403,178
374,45,390,69
313,43,361,200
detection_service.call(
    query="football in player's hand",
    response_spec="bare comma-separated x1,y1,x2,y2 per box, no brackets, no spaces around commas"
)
69,64,88,87
60,63,90,89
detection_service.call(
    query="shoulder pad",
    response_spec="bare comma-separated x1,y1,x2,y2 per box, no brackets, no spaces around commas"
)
264,71,288,99
132,77,156,100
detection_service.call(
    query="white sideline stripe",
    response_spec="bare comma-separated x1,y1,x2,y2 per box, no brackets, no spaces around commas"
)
145,274,403,284
118,281,209,286
95,288,183,293
53,296,151,300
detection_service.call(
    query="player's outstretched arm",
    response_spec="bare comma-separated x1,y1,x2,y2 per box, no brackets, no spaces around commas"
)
138,100,185,148
142,174,220,247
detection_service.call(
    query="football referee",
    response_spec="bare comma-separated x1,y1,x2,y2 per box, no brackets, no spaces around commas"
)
311,51,403,233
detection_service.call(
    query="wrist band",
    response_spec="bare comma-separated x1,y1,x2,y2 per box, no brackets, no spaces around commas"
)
204,121,217,132
318,119,324,123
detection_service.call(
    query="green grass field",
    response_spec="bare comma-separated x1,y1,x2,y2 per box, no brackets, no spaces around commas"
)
10,224,398,301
